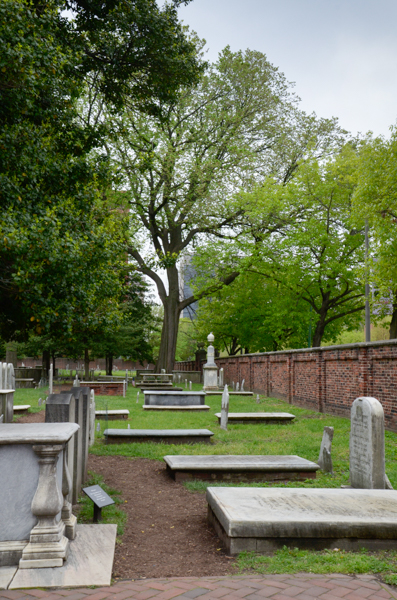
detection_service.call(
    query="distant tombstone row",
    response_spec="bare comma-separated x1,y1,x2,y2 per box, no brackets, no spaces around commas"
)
45,386,96,503
0,362,15,423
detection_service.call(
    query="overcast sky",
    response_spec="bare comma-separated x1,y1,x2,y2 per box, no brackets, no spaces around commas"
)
178,0,397,139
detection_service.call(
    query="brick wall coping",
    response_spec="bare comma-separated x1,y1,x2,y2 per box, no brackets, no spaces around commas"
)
215,338,397,360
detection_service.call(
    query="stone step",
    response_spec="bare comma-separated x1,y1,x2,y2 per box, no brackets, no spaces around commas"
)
207,487,397,555
95,410,129,420
143,405,210,411
215,412,295,424
164,454,319,483
104,428,214,444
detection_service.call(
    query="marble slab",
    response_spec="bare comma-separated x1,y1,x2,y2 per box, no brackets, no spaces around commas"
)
104,428,214,444
215,412,295,424
95,410,129,420
13,405,30,413
0,423,79,444
143,405,210,411
10,524,116,589
205,391,253,396
144,391,206,406
207,487,397,554
165,455,319,482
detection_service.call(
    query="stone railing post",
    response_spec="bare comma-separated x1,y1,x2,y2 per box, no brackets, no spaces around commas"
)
20,444,69,568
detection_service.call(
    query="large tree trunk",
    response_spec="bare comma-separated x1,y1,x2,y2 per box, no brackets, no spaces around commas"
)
84,348,90,380
106,354,113,376
42,350,50,378
389,290,397,339
156,294,182,373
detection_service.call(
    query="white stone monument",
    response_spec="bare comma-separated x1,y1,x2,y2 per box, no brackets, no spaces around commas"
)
236,382,240,392
318,426,333,474
219,368,224,388
350,396,385,489
203,333,219,392
241,379,245,392
220,385,229,431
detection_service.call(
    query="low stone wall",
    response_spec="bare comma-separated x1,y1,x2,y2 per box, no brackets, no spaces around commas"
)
175,340,397,431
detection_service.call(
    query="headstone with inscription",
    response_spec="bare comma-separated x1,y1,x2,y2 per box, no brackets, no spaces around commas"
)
220,385,229,431
350,396,385,489
318,426,334,474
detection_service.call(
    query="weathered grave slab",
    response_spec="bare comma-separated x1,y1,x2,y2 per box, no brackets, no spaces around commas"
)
350,396,385,489
13,405,30,414
95,409,130,420
144,391,206,406
143,405,210,411
104,428,214,444
207,391,254,396
215,412,295,424
9,524,116,589
165,455,320,482
207,487,397,554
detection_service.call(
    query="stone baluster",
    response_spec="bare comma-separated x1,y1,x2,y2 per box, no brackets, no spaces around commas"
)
61,447,77,539
19,444,69,569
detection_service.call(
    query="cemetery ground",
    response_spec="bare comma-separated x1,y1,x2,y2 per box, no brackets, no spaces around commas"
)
12,384,397,587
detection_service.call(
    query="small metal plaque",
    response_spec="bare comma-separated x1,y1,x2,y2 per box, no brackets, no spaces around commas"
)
83,485,115,508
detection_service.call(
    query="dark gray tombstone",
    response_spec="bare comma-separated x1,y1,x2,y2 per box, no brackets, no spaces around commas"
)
78,386,91,483
61,388,83,503
45,393,76,502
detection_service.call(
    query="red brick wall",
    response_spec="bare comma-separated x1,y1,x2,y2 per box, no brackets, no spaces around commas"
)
176,340,397,430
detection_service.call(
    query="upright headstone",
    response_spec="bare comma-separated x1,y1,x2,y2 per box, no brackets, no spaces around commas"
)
219,368,224,388
232,381,235,391
89,389,96,447
73,374,80,387
203,332,219,392
49,364,53,395
236,382,240,392
241,379,245,392
75,386,91,483
189,381,192,390
185,379,188,389
60,388,83,503
256,394,260,404
350,396,385,489
136,390,140,404
318,426,334,474
161,368,166,374
220,385,229,431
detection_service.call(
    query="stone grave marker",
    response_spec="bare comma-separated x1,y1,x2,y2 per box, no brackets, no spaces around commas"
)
203,332,219,392
74,386,91,483
89,389,96,447
189,381,192,390
219,368,224,388
49,364,53,395
256,394,260,404
136,390,140,404
220,385,229,431
185,379,188,389
318,426,334,474
61,388,84,502
236,382,240,392
350,396,385,489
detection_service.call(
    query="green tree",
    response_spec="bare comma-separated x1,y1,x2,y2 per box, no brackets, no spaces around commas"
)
244,147,365,347
98,47,346,370
353,126,397,338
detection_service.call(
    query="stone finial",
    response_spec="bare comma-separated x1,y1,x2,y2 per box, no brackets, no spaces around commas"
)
207,332,215,343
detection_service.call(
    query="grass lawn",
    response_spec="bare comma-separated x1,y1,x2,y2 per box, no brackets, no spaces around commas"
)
13,382,397,582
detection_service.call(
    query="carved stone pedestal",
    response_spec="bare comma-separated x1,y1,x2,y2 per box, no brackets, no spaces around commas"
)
20,444,69,569
203,333,219,392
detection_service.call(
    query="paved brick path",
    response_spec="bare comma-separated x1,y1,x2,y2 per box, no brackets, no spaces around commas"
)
3,574,397,600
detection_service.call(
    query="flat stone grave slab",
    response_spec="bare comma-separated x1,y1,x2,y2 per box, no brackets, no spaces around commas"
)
95,409,129,420
9,524,116,589
165,455,319,482
104,428,214,444
206,391,253,396
207,487,397,555
215,412,296,424
143,405,210,412
138,385,183,391
13,405,30,413
144,391,206,406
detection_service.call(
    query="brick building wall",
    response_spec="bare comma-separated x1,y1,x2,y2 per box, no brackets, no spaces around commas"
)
175,340,397,430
